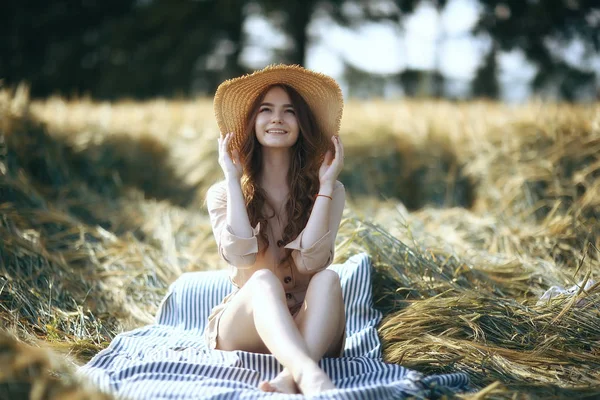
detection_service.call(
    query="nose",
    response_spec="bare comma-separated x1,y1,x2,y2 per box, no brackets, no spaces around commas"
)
271,110,283,124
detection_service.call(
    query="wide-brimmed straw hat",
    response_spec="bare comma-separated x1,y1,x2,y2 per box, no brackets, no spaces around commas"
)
213,64,343,151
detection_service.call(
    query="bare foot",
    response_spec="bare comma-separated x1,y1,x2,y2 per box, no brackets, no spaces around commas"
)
295,363,336,396
258,368,298,394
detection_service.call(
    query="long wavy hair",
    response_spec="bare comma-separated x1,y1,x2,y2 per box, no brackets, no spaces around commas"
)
238,84,329,254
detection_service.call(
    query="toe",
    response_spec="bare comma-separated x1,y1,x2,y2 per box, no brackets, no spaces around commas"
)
258,381,276,392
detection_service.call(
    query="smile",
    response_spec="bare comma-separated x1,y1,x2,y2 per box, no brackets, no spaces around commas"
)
266,129,287,134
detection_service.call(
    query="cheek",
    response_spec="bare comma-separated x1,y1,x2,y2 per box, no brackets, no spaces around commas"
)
255,114,267,130
287,115,299,130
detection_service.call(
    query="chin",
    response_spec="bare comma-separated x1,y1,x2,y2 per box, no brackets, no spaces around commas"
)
259,137,298,148
262,142,294,149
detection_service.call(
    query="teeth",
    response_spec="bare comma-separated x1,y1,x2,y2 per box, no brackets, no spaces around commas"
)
267,130,286,134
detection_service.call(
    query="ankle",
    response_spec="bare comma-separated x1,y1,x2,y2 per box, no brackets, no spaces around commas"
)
290,360,320,382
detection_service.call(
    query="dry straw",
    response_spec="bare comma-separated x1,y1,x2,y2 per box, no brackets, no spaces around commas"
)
1,85,599,399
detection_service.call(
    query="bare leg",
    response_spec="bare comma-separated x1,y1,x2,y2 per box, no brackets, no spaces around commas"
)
297,269,346,359
258,269,346,394
215,269,344,396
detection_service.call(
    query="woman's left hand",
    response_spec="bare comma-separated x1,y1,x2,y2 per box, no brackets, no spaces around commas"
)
319,135,344,186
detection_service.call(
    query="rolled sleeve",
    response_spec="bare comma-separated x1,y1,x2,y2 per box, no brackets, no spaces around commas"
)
206,181,259,268
219,223,259,266
284,181,345,274
285,230,333,273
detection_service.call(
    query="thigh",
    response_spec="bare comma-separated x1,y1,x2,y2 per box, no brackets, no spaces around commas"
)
293,277,346,358
323,292,346,358
215,280,270,354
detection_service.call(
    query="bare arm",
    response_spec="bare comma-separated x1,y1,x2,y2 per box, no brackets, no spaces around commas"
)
225,178,254,238
295,135,344,249
207,132,258,267
219,132,254,238
285,136,345,274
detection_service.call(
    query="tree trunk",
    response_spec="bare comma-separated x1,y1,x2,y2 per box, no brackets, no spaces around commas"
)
287,0,315,66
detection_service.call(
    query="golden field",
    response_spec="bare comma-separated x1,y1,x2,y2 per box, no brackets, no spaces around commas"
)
1,85,599,399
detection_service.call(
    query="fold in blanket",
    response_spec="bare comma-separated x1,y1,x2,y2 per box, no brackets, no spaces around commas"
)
80,253,470,399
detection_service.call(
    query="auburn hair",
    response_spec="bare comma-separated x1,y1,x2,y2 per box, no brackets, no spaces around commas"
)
238,84,330,254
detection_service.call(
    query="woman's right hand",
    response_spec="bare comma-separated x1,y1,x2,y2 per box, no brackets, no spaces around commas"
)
218,132,243,180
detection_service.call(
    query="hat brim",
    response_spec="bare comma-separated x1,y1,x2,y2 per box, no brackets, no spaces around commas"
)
213,64,343,151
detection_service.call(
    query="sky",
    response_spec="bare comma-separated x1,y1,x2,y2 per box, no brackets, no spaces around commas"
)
240,0,599,102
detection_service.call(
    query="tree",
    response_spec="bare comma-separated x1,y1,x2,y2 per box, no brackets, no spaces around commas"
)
4,0,598,100
472,42,500,99
256,0,421,67
0,0,249,99
93,0,248,98
0,0,137,98
474,0,600,100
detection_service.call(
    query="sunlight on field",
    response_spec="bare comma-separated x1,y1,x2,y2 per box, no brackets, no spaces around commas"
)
1,86,599,398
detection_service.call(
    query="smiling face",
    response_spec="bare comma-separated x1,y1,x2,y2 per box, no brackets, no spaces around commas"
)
254,86,300,149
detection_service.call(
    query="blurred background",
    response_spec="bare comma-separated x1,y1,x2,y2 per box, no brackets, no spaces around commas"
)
2,2,600,398
2,0,600,102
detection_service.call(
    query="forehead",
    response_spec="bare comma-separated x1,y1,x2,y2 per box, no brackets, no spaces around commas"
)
262,86,292,104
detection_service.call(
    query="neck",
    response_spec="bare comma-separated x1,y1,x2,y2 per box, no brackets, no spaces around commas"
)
260,147,290,191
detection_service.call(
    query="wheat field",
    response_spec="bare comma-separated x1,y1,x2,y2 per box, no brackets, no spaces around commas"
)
1,85,599,399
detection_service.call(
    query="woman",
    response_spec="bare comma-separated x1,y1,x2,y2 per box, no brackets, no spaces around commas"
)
205,64,346,396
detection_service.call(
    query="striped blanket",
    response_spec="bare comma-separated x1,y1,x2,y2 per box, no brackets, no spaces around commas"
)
80,253,469,399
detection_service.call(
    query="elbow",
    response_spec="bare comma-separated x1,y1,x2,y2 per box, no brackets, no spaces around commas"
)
232,256,257,268
294,250,333,275
219,248,257,268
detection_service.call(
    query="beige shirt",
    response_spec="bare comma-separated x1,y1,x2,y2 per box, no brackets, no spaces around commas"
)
206,180,346,309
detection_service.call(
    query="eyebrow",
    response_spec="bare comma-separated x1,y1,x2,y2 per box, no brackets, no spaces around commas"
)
260,102,294,108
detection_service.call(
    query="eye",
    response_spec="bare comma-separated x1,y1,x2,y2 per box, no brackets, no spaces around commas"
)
285,108,296,114
259,107,271,113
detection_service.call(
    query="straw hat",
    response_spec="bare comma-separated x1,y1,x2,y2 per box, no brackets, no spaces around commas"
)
213,64,343,151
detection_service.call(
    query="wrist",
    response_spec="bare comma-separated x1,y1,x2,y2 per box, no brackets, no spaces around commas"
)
225,175,242,186
318,181,334,196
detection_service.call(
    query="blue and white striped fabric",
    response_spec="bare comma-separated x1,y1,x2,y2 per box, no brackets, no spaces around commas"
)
80,253,469,399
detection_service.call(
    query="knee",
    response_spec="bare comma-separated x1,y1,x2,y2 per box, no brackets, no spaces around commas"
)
311,269,342,293
248,269,282,292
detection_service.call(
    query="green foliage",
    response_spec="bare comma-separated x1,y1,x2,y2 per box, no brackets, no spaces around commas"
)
0,0,248,99
2,0,598,100
472,44,499,99
475,0,600,99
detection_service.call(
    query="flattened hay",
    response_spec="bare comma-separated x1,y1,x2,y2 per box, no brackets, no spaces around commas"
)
1,87,599,399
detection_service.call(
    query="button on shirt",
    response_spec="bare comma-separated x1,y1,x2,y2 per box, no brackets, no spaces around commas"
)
206,180,346,310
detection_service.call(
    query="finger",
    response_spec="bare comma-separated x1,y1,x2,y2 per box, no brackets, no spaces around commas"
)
332,136,341,161
332,139,344,170
224,132,233,153
323,149,333,166
332,136,343,162
221,139,228,158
